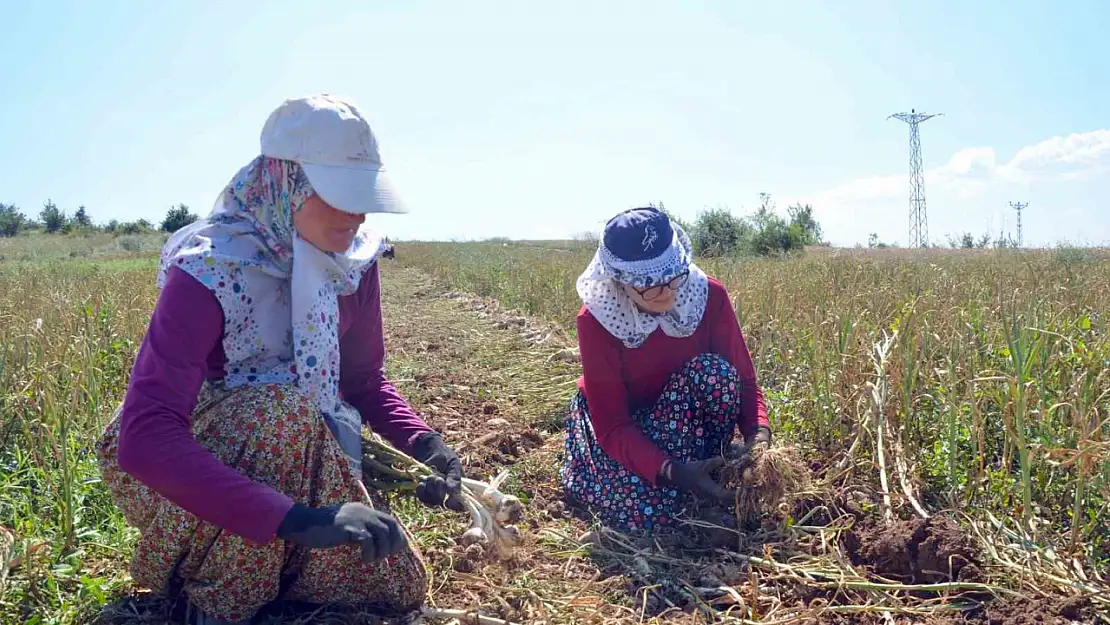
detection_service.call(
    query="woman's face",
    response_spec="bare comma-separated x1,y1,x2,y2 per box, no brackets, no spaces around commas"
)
621,271,689,314
294,194,366,253
622,283,677,314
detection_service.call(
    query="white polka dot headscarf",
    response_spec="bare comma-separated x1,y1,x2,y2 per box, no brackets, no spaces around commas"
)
156,155,388,474
576,207,709,348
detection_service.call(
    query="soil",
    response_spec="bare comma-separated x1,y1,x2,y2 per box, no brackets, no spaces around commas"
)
843,515,981,583
793,595,1097,625
790,493,835,526
964,596,1097,625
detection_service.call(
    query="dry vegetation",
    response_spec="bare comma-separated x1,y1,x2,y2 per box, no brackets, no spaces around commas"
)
1,235,1108,624
719,443,811,527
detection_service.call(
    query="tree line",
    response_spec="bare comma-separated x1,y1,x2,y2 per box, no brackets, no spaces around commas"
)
573,194,827,258
680,193,825,257
2,196,1026,251
573,195,1025,255
864,230,1018,250
0,200,199,237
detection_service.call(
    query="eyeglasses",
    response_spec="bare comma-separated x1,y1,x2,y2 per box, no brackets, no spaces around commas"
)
633,272,690,301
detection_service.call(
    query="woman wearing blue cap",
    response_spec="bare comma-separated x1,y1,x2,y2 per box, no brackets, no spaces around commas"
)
561,206,772,532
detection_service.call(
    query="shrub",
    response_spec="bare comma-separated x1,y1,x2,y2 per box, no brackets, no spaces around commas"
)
0,203,24,237
73,206,93,229
161,204,198,233
40,199,67,234
692,207,751,257
118,235,145,252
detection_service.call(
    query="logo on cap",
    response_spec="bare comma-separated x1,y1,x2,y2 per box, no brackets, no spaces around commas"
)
642,224,659,251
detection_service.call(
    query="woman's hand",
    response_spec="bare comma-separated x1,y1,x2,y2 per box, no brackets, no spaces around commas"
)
663,457,734,501
411,432,466,512
727,426,773,460
745,426,772,449
276,502,406,563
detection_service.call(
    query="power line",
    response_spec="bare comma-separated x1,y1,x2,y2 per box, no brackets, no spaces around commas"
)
1010,201,1028,248
889,109,942,248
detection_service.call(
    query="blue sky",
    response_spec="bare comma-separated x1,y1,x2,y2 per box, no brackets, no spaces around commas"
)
1,0,1107,247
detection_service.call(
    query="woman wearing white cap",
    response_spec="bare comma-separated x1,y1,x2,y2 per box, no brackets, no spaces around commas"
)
96,94,462,623
562,206,772,532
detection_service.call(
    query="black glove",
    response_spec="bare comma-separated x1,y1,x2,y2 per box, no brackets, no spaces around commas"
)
728,426,773,460
411,432,465,512
745,426,772,448
665,457,734,501
276,502,406,563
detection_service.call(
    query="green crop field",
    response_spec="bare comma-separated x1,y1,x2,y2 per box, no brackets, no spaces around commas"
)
399,241,1110,542
2,233,1108,624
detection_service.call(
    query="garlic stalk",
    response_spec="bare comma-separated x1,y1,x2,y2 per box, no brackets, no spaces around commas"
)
360,428,522,560
462,472,523,525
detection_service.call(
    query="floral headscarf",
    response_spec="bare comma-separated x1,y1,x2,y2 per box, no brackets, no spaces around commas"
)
158,156,387,473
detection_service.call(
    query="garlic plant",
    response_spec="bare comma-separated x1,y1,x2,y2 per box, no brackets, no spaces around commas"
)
360,429,523,561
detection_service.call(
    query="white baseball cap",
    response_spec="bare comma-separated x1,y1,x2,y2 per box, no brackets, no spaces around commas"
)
259,93,406,214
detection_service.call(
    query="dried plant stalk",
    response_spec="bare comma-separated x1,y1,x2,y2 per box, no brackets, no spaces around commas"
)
0,527,13,596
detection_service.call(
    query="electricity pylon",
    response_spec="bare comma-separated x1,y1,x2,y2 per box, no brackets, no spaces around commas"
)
889,109,942,248
1010,201,1028,247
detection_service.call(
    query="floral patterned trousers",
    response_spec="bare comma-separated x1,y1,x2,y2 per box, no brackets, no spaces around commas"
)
559,353,742,532
96,383,428,622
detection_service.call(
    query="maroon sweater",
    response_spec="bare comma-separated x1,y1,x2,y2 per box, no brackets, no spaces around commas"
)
116,263,433,544
575,276,769,485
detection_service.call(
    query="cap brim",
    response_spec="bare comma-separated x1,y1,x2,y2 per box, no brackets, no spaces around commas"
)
301,162,407,214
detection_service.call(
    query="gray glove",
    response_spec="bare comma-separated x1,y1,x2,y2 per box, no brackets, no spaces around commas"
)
276,502,406,563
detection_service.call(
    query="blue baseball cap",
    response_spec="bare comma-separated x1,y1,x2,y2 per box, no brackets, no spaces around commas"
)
602,207,674,262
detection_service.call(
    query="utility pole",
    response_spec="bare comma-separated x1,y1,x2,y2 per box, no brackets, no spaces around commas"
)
889,109,942,248
1010,201,1028,248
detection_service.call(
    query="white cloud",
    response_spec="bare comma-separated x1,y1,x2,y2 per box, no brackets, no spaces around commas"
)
791,129,1110,246
1006,130,1110,176
803,174,905,206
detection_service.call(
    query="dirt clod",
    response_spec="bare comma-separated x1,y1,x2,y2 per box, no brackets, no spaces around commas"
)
452,542,490,574
544,500,565,520
843,515,979,583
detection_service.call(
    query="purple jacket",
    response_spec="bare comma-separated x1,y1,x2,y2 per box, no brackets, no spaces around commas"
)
116,263,433,544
